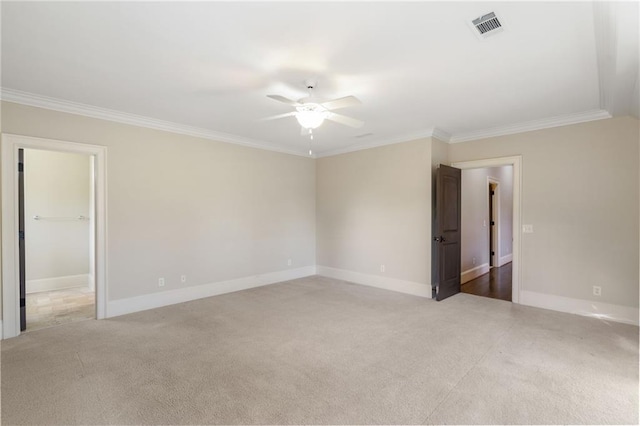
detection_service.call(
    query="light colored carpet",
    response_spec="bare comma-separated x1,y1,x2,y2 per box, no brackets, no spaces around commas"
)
1,275,638,425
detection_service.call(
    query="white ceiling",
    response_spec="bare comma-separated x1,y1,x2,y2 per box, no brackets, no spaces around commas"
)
1,1,638,156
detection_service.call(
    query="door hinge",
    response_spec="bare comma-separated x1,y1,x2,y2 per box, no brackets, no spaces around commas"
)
491,251,495,256
19,231,25,240
18,162,24,172
491,221,495,226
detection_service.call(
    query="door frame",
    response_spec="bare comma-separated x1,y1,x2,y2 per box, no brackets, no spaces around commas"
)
452,156,521,303
1,134,107,339
487,177,500,268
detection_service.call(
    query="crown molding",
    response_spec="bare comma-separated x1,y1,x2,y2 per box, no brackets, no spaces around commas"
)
431,127,452,143
2,88,615,156
448,109,612,143
0,88,308,157
316,129,437,158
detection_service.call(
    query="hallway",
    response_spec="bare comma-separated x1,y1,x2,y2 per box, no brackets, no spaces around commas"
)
461,262,512,302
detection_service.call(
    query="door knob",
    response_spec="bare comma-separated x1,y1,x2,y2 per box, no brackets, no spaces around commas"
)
433,236,446,242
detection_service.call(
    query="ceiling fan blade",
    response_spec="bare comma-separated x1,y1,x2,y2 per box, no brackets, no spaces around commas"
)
260,112,296,121
321,96,361,110
326,112,364,128
267,94,301,106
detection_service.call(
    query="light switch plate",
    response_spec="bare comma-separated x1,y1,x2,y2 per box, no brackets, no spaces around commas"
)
523,224,534,233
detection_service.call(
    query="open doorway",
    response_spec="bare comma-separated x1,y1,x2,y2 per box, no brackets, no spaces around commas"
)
453,157,521,303
458,165,514,302
21,148,95,331
2,134,107,339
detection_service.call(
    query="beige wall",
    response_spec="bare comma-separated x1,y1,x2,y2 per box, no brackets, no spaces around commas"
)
24,149,91,283
496,166,513,257
431,137,449,171
1,100,638,326
316,139,431,286
450,116,639,308
2,101,316,301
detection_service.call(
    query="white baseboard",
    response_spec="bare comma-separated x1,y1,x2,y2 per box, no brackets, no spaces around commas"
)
106,266,316,318
316,266,431,298
520,290,639,326
461,263,490,284
499,253,513,266
26,274,90,294
88,274,95,291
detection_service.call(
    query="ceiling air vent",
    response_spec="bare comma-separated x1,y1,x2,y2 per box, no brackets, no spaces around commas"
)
355,133,373,139
471,12,503,39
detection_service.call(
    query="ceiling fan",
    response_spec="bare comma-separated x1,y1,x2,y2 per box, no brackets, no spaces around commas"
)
263,80,364,135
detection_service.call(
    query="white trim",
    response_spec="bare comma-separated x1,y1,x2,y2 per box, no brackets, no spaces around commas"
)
593,1,616,113
461,263,490,285
520,290,639,326
88,156,96,292
452,156,522,304
26,274,90,294
0,88,306,158
431,127,452,143
1,89,615,157
107,266,316,318
316,266,431,298
316,129,436,158
448,110,611,143
307,108,611,155
592,2,639,117
499,253,513,266
0,320,3,340
1,134,107,339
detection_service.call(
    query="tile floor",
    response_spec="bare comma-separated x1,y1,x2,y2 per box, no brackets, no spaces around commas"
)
26,286,95,331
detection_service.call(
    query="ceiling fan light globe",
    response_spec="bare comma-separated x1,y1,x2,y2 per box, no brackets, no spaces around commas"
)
295,110,326,129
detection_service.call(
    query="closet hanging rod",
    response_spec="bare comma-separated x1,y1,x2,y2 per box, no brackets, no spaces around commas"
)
32,215,90,221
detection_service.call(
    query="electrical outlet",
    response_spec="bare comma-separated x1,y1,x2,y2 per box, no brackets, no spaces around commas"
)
380,264,385,273
523,224,534,233
287,258,292,266
181,275,187,283
158,278,165,287
593,286,601,296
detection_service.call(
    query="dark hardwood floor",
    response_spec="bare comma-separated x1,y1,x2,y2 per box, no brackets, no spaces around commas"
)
461,262,512,302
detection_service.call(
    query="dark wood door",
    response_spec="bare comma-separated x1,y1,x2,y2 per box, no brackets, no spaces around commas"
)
19,149,26,331
433,165,461,301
